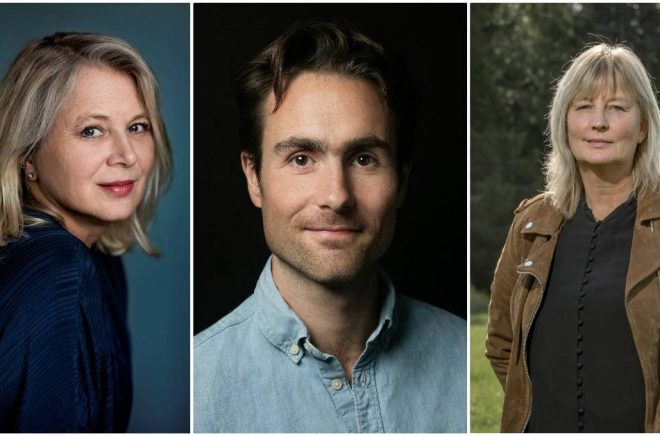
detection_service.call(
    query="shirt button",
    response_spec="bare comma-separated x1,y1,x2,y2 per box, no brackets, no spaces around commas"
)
523,260,533,267
525,222,534,229
289,344,300,355
360,372,367,385
331,378,343,390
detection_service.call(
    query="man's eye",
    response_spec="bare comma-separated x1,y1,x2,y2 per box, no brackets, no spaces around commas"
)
354,154,376,166
292,155,311,166
81,126,102,137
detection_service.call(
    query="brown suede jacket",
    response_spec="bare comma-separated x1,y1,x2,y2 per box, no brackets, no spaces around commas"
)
486,189,660,432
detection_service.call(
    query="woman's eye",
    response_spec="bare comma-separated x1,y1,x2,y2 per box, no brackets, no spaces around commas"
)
354,154,376,166
575,104,591,110
129,122,150,133
81,126,102,137
609,105,625,112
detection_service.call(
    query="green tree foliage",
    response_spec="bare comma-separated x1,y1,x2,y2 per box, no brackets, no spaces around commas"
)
471,3,660,291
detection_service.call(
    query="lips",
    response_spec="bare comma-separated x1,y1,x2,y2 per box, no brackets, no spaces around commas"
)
98,180,135,197
304,224,363,246
586,138,613,146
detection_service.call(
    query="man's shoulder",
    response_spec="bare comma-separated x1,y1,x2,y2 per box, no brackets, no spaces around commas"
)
194,295,259,351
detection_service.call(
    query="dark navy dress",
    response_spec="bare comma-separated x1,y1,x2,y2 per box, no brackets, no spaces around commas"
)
0,212,132,432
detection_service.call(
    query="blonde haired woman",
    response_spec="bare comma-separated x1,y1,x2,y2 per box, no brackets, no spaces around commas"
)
0,33,171,431
487,43,660,432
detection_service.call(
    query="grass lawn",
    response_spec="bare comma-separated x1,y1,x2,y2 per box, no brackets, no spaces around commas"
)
470,288,503,432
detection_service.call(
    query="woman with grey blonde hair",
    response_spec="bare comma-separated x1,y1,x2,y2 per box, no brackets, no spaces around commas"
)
486,43,660,432
0,32,171,431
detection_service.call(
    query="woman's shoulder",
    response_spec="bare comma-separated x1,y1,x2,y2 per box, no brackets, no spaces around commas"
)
512,192,564,234
0,217,98,308
1,218,91,268
513,192,553,215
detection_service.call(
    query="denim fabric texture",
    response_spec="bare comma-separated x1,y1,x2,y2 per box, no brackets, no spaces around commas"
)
194,258,466,432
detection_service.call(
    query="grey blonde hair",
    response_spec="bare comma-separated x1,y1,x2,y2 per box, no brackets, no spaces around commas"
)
0,32,172,255
546,43,660,217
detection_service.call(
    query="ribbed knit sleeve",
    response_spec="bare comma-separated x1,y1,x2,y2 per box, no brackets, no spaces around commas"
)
0,220,132,432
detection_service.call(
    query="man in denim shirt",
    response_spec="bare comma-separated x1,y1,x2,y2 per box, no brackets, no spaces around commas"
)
194,21,466,432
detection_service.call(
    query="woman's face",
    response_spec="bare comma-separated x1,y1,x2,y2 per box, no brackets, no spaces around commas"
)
566,87,646,176
27,65,155,245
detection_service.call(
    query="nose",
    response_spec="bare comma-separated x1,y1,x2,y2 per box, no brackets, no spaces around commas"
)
591,107,609,131
107,133,138,167
317,162,355,212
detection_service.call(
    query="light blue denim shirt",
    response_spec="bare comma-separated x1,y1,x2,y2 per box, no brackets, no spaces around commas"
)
194,258,466,432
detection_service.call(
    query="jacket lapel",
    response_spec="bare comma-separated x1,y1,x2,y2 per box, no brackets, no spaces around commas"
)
626,189,660,295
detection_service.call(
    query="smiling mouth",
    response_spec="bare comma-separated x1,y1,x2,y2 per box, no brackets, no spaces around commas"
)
98,180,135,197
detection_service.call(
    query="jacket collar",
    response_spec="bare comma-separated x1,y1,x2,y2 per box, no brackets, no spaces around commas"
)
637,188,660,224
254,257,398,364
518,195,564,237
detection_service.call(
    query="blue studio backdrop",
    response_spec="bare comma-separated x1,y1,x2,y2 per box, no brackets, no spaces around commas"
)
0,4,190,432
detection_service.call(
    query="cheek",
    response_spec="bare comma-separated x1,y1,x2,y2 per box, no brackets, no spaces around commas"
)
138,140,156,173
38,147,95,187
354,176,399,223
261,186,304,223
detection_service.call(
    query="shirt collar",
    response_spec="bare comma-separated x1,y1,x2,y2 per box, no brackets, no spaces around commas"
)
254,256,398,364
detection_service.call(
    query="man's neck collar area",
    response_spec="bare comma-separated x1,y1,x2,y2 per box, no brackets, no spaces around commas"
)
254,257,398,364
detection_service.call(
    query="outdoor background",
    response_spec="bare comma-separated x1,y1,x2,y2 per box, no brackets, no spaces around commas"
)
0,4,190,432
471,3,660,432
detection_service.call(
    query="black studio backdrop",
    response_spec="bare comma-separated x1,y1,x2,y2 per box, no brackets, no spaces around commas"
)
194,3,467,333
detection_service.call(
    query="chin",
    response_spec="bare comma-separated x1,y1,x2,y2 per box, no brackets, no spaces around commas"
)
96,204,138,223
303,255,374,286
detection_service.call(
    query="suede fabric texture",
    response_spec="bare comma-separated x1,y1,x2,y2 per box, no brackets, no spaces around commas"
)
486,189,660,432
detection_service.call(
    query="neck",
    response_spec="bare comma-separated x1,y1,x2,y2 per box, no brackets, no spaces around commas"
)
579,164,634,220
271,255,382,383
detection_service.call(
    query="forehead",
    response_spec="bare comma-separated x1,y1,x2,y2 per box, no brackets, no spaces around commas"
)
58,65,143,118
261,72,393,149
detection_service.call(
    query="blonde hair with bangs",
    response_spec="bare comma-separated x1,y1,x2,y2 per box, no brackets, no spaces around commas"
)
546,43,660,217
0,32,172,255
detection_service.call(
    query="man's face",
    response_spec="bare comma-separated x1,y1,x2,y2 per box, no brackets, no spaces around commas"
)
242,72,405,285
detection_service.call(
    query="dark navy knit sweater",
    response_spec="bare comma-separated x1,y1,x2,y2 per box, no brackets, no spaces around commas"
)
0,212,132,432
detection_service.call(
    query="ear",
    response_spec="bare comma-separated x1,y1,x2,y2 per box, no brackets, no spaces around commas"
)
240,151,262,208
23,157,38,182
396,163,410,209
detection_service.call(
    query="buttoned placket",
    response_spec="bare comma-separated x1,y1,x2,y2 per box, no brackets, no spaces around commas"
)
298,338,385,433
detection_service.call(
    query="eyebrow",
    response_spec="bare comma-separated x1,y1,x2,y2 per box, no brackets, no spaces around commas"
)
72,112,149,126
273,135,392,154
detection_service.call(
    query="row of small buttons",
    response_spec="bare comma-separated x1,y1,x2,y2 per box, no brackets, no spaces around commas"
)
575,221,600,430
